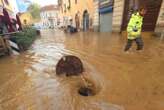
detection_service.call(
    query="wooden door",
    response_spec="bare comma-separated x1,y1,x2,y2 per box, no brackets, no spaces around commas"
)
121,0,162,31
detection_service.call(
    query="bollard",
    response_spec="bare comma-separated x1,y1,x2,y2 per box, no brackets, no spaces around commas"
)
56,55,84,76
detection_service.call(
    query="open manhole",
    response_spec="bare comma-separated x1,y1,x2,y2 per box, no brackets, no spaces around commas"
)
78,73,98,97
56,55,100,96
78,86,96,96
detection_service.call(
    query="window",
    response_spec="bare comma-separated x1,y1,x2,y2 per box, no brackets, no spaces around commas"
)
75,0,77,4
64,4,66,13
67,0,71,10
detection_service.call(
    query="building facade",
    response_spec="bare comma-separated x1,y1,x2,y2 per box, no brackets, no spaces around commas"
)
18,12,33,25
112,0,163,33
40,5,59,29
0,0,14,16
93,0,99,32
97,0,164,33
58,0,96,30
155,1,164,33
58,0,163,33
112,0,125,32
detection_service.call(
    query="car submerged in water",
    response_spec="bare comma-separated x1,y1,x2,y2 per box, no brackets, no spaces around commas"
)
32,25,41,30
31,24,41,36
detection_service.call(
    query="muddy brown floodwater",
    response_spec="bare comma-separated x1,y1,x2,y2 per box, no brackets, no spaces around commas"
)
0,29,164,110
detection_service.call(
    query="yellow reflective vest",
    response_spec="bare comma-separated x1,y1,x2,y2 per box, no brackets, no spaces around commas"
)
127,12,143,40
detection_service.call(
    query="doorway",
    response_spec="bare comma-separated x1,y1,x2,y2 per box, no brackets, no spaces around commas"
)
121,0,162,31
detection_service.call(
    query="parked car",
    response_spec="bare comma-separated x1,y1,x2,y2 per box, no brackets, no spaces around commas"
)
32,25,41,36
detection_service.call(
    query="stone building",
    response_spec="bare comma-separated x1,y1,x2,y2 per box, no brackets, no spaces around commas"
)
40,5,59,28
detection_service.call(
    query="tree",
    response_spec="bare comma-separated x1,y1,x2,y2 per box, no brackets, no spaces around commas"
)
27,3,41,20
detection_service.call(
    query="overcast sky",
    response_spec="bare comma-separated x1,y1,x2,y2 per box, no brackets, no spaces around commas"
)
34,0,58,6
11,0,58,14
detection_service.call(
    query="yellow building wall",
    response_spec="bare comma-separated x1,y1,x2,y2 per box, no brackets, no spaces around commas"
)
0,0,13,12
60,0,95,27
20,12,33,25
66,0,94,18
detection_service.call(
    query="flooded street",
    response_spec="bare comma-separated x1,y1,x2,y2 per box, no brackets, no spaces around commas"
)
0,29,164,110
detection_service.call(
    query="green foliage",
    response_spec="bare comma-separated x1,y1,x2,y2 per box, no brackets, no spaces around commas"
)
14,27,37,50
28,3,41,20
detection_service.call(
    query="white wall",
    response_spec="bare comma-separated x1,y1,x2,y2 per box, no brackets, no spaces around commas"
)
40,10,59,28
112,0,125,32
93,0,99,31
155,0,164,32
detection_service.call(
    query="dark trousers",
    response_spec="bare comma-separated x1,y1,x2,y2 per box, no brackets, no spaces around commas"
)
124,37,144,51
67,26,77,33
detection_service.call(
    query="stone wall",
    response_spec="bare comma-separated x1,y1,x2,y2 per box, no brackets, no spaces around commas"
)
59,0,95,28
93,0,99,32
155,0,164,33
112,0,125,32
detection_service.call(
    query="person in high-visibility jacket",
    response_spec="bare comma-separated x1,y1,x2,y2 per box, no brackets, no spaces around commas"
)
124,7,147,52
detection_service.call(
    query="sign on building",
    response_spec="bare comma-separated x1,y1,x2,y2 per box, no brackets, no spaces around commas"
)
99,0,113,8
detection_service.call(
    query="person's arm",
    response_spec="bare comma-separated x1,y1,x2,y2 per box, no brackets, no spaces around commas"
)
136,18,143,35
127,15,135,33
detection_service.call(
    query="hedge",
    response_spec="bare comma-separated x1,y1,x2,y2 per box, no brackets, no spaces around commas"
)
13,26,38,50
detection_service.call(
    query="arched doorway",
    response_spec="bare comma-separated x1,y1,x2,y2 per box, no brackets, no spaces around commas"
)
121,0,162,31
83,10,89,31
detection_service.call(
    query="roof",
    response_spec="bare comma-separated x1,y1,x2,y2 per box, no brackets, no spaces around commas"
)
40,5,59,12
